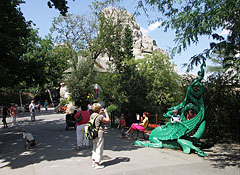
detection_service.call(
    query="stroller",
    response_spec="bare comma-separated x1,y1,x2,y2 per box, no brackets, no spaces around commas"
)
65,110,77,130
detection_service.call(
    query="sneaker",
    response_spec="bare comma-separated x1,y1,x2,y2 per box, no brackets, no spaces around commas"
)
75,146,80,151
94,164,104,169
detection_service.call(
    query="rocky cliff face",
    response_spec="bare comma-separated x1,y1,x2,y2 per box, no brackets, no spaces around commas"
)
95,7,167,71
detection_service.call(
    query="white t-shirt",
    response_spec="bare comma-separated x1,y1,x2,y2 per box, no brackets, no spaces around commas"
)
23,132,34,141
171,115,181,122
29,103,36,112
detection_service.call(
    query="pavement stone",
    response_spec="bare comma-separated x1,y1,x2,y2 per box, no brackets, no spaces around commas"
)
0,108,239,175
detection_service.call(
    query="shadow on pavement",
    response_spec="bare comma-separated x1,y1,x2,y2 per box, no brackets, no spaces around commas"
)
102,157,130,167
204,143,240,169
0,113,140,170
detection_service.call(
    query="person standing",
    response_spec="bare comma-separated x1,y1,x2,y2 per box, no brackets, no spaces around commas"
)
74,103,90,151
2,106,9,128
9,104,18,126
91,103,110,169
117,114,126,138
44,100,48,113
29,100,36,121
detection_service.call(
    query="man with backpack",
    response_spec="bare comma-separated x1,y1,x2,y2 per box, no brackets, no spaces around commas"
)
89,103,110,169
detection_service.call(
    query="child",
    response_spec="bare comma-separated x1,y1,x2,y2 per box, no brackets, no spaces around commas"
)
117,114,126,138
186,110,196,120
9,104,18,126
171,109,181,123
23,130,36,151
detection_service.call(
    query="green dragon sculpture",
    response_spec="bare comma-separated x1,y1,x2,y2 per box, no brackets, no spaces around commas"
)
134,61,208,157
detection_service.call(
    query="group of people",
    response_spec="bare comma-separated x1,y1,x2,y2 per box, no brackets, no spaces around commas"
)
73,103,153,169
171,108,196,123
2,104,19,128
2,99,197,169
28,100,49,121
117,108,196,141
1,100,50,127
73,102,110,169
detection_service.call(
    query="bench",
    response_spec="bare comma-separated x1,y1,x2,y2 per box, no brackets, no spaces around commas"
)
136,123,160,139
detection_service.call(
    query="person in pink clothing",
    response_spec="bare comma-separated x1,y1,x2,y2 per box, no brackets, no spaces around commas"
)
126,112,149,138
74,103,90,151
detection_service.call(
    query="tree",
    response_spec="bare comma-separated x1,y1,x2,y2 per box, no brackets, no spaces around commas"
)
66,58,95,105
47,0,69,15
50,14,92,68
137,51,184,113
204,74,240,142
18,29,70,95
0,0,31,88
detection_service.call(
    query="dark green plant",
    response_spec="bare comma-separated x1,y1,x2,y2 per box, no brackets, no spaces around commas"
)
0,0,31,88
66,58,95,105
203,74,240,142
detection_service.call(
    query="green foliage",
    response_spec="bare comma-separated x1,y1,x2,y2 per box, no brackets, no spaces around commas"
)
145,0,239,79
137,52,184,112
107,104,118,113
19,31,70,95
59,98,69,106
50,14,92,52
47,0,69,15
96,51,183,119
204,74,240,142
50,13,95,68
66,58,95,105
0,0,31,88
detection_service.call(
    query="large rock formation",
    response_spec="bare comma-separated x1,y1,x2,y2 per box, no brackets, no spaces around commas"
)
95,7,167,71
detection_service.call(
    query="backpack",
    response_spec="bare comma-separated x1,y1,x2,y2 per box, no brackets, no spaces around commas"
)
85,114,99,140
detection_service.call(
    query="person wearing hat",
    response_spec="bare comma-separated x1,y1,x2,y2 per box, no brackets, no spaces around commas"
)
171,109,181,123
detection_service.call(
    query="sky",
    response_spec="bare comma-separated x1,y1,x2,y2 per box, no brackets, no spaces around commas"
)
19,0,223,74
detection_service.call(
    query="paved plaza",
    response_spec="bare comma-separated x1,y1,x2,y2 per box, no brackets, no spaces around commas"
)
0,109,239,175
